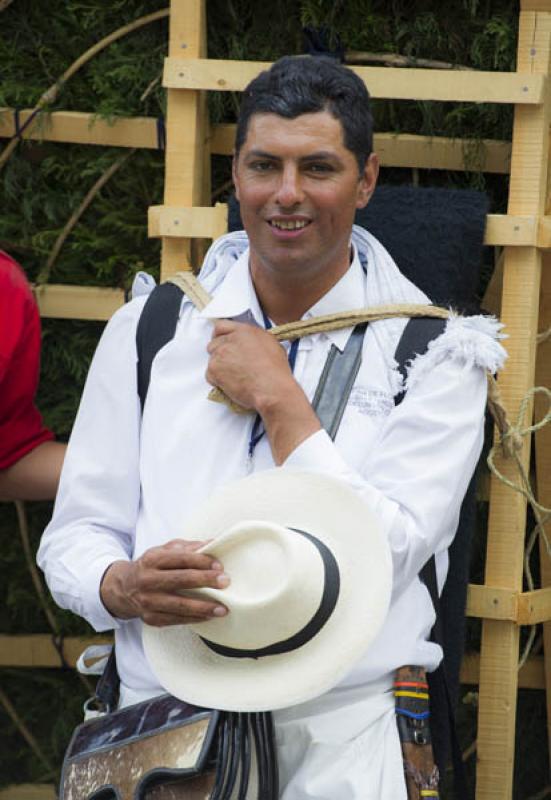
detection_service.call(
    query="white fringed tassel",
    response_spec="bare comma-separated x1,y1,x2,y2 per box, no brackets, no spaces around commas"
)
405,313,508,393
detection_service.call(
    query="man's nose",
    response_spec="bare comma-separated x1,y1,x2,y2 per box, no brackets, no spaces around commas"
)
274,165,304,207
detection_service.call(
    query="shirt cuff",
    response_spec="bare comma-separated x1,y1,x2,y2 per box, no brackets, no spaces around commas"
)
80,553,130,632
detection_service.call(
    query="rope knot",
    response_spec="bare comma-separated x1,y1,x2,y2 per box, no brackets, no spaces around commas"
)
499,424,524,459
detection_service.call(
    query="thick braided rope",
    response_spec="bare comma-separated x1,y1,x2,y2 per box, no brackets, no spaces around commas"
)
169,272,514,432
207,303,451,414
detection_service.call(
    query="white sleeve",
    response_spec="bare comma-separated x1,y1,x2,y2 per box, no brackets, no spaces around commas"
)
283,356,487,598
37,297,147,632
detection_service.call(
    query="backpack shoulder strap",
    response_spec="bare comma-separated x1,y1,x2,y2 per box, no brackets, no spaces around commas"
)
312,322,368,439
135,273,213,411
136,282,184,411
393,316,447,406
393,315,471,796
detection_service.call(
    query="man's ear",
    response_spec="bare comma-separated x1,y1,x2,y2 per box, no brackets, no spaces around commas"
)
232,152,240,201
356,153,379,210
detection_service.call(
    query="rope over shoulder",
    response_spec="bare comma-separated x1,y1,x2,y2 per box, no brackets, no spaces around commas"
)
207,304,452,414
165,274,515,452
166,274,513,434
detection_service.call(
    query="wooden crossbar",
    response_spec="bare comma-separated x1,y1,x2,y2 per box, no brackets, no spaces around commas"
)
34,284,124,320
1,585,547,672
149,206,551,248
0,634,543,690
0,108,161,149
163,57,547,104
0,786,56,800
148,202,228,240
30,212,551,322
212,125,514,173
0,635,112,668
0,109,513,173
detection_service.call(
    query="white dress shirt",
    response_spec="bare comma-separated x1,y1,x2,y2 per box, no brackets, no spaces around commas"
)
38,245,489,698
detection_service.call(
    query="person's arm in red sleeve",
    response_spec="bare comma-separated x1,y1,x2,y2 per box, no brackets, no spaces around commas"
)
0,252,66,500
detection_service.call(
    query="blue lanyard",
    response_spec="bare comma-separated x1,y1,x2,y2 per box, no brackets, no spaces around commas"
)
248,312,299,458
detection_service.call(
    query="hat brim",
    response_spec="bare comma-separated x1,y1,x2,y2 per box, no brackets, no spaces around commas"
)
142,469,392,711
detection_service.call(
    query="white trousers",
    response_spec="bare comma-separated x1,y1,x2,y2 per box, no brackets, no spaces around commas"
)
273,678,407,800
119,677,407,799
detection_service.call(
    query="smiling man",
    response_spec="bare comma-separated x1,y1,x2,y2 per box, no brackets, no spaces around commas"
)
38,56,505,798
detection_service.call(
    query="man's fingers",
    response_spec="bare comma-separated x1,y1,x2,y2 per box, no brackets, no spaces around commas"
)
146,568,230,593
140,592,228,626
144,543,222,572
207,336,230,355
144,613,219,628
212,319,240,337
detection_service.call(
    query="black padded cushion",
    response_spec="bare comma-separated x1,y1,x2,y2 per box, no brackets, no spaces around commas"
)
227,184,489,311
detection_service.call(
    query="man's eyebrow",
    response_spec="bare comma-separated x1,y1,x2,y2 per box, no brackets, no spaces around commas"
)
300,151,341,162
244,149,280,160
244,149,342,162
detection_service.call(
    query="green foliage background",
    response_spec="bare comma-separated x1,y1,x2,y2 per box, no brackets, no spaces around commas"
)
0,0,547,796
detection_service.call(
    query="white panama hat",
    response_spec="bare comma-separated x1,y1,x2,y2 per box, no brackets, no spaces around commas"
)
142,469,392,712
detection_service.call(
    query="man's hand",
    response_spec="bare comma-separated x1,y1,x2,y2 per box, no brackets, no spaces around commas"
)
206,320,295,411
206,320,321,464
100,539,230,627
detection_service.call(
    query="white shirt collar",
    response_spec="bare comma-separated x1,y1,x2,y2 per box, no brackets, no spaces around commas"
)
199,243,367,348
304,244,367,351
199,248,266,327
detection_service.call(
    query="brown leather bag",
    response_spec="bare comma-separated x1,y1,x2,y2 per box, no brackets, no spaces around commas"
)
60,694,219,800
60,690,279,799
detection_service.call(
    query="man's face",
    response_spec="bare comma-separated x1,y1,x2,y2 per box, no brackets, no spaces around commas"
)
232,110,379,288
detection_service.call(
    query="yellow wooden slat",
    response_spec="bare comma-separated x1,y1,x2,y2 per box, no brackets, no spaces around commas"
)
0,785,56,800
1,110,513,174
0,108,160,149
521,0,551,9
164,57,547,105
466,584,551,623
210,124,513,173
34,284,124,320
517,587,551,625
0,109,513,175
29,211,551,323
538,215,551,246
149,208,551,247
476,9,551,799
460,653,545,690
484,214,551,246
484,215,538,246
160,0,208,279
0,635,544,692
149,202,228,240
32,215,551,321
534,254,551,764
372,133,511,174
466,585,518,621
0,635,112,668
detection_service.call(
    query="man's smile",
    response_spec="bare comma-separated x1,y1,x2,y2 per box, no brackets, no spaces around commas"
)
268,216,312,236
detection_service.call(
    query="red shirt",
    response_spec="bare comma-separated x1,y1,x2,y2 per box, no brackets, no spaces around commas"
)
0,251,54,469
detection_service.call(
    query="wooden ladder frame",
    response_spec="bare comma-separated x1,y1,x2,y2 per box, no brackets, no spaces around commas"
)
149,2,551,798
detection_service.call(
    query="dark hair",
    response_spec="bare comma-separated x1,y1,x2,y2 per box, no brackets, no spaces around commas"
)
235,55,374,172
